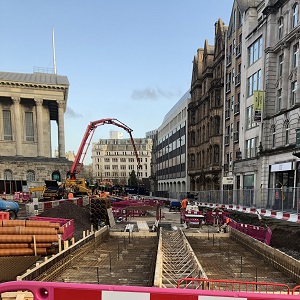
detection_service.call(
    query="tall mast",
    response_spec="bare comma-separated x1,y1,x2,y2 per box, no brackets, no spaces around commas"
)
52,27,57,74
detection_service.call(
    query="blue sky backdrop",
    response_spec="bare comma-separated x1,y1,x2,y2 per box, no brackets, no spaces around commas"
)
0,1,232,163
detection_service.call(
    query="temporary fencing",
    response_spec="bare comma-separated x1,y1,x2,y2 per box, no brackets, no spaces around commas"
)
0,281,299,300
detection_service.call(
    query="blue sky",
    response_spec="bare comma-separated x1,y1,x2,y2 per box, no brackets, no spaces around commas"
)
0,1,232,163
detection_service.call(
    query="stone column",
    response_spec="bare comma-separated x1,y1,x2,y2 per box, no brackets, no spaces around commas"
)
35,98,44,156
12,97,22,156
281,43,290,110
57,100,65,158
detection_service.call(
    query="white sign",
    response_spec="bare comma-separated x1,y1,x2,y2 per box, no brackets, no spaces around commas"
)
223,176,234,185
271,162,293,172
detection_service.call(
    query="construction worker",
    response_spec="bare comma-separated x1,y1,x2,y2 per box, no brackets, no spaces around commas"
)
181,198,188,210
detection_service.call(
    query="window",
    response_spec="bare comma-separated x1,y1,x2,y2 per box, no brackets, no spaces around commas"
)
293,3,299,28
248,37,262,65
214,145,220,163
190,111,196,124
272,126,276,148
291,81,297,106
245,137,257,158
4,170,12,180
25,112,34,141
293,43,299,68
3,110,12,140
247,70,261,97
278,17,283,39
190,131,196,145
215,116,221,134
104,158,110,162
190,154,195,168
26,170,35,182
215,90,221,106
278,54,283,76
285,122,290,145
277,89,282,111
246,105,257,129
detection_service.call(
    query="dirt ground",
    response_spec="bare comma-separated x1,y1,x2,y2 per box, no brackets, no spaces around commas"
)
18,202,300,260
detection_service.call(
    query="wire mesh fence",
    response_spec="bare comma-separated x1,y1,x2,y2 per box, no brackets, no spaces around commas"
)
164,188,300,214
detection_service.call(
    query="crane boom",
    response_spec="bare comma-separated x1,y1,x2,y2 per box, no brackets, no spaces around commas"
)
69,118,141,180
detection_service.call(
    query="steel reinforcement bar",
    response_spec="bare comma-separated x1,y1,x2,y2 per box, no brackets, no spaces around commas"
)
230,227,300,284
17,227,109,282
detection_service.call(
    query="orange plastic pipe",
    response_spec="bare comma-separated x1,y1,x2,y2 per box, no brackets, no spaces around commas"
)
0,243,53,249
0,227,19,234
0,235,58,243
2,220,26,227
0,243,29,249
0,248,34,256
48,222,60,229
19,227,57,235
25,220,51,227
0,248,47,256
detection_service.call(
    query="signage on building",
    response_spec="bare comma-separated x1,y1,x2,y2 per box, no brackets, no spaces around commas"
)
253,90,264,122
222,176,233,185
270,162,293,172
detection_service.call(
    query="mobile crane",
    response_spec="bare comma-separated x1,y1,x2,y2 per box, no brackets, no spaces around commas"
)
64,118,141,196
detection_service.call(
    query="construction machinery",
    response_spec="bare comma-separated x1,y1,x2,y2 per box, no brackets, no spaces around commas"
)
28,118,140,200
64,118,141,197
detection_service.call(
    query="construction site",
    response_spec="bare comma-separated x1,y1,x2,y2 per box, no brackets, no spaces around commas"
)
1,199,300,300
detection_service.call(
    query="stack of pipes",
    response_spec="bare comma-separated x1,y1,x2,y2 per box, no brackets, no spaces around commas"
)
0,219,63,256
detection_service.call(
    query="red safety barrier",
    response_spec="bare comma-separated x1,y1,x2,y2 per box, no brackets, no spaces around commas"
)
292,285,300,295
0,281,299,300
177,278,291,295
29,216,74,240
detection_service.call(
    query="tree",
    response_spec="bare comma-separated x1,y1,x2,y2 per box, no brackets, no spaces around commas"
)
128,170,138,187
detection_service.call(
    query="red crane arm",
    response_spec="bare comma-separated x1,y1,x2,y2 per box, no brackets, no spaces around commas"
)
69,118,141,180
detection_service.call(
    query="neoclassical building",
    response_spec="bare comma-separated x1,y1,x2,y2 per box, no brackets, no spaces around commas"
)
0,71,72,193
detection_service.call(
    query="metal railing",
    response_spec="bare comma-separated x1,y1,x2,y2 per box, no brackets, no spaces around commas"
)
166,188,300,214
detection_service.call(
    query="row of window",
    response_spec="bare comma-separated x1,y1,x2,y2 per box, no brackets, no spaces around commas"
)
4,169,35,182
95,164,148,170
2,110,34,141
189,116,221,146
94,157,148,163
94,151,149,157
278,3,299,40
94,172,146,178
189,145,220,168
